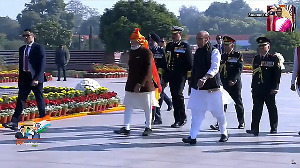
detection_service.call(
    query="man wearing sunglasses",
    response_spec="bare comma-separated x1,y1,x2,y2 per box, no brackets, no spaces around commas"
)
213,35,224,54
246,37,281,136
2,29,46,131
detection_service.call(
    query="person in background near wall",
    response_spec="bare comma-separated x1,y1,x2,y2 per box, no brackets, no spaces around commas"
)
159,38,167,49
55,44,68,81
213,35,224,54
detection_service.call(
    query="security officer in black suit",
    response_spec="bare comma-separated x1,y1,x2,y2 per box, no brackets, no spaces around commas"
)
55,45,68,81
148,33,172,125
3,29,46,131
213,35,224,54
246,37,281,136
165,26,193,128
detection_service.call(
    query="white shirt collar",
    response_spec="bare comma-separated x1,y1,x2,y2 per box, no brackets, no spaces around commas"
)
27,41,34,47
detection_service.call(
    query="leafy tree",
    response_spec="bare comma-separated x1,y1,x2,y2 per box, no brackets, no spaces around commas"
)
17,0,74,31
0,17,20,40
248,33,264,50
266,31,300,62
205,0,251,19
4,40,24,50
66,0,99,33
179,0,266,36
33,20,72,48
80,16,100,35
179,6,201,35
100,0,180,52
0,34,7,49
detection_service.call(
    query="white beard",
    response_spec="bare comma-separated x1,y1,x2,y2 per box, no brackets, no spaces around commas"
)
131,45,141,50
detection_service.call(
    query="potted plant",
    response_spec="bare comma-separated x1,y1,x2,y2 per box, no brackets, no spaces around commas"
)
20,111,25,122
7,110,13,122
56,106,62,117
61,104,68,116
0,113,3,123
46,106,52,116
29,108,36,120
85,102,91,112
51,106,58,117
1,113,8,123
34,107,39,118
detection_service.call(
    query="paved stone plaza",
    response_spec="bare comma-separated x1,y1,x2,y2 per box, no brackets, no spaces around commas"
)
0,73,300,168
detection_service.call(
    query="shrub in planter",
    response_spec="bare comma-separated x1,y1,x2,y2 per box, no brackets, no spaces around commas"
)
1,113,8,124
61,104,68,116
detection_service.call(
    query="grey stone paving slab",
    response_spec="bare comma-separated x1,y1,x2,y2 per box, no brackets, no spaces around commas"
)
0,74,300,168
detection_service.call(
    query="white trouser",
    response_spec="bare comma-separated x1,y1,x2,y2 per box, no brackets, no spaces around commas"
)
190,107,227,139
124,106,152,130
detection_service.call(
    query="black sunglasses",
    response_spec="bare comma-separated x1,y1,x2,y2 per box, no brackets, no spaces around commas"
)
22,34,32,37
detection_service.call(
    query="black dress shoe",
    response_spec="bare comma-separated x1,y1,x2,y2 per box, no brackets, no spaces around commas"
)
57,79,60,81
171,122,180,128
298,131,300,135
114,127,130,136
153,120,162,125
179,119,187,126
142,127,153,136
270,129,277,134
15,132,28,139
63,79,67,81
210,123,219,130
2,122,18,131
219,134,228,142
246,130,259,136
167,105,173,111
182,136,197,145
238,123,245,129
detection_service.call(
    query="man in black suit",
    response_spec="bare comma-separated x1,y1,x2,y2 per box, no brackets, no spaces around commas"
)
3,29,46,131
55,45,68,81
213,35,224,54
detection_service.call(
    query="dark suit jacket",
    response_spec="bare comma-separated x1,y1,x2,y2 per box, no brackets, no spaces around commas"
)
19,42,46,84
55,48,67,65
213,43,224,54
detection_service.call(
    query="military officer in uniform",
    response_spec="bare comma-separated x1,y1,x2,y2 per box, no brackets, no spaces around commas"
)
246,37,281,136
148,33,172,124
165,26,193,128
210,36,245,130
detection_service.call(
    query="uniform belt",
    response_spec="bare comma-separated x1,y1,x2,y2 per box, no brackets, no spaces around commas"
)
207,88,220,93
196,87,220,93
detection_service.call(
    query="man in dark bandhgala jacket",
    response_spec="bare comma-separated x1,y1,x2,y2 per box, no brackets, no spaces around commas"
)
182,31,228,145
